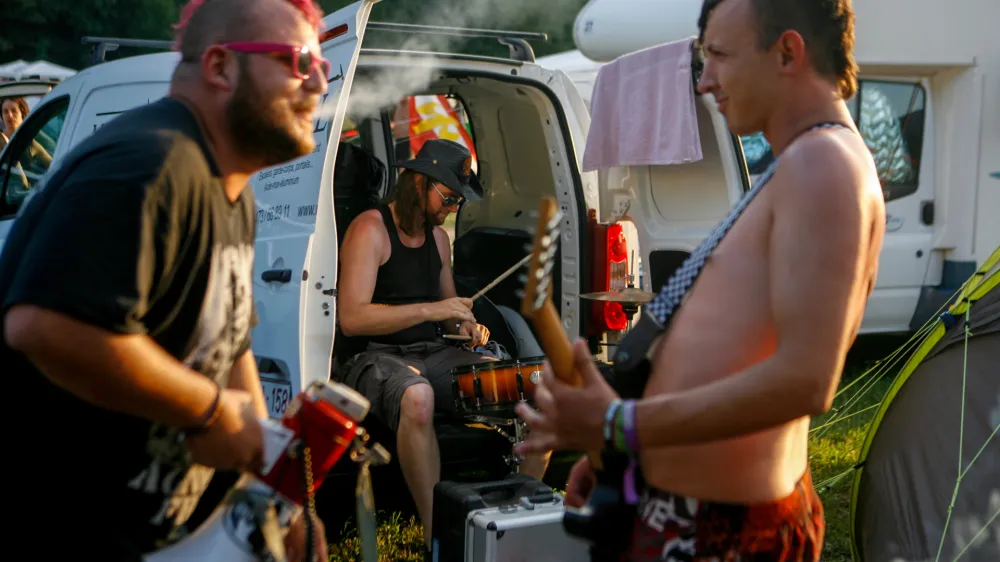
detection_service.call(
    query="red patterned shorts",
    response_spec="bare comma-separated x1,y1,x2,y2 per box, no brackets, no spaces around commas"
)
625,470,825,561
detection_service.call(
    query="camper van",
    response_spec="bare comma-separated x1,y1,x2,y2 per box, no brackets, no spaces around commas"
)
0,0,755,440
540,0,1000,338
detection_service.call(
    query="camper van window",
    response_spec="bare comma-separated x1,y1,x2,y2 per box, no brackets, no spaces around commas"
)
740,79,925,202
851,80,924,200
0,97,68,218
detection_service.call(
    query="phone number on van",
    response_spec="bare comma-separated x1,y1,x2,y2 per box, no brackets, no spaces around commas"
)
257,204,292,224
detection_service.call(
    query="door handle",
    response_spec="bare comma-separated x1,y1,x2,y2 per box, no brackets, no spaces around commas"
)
257,356,291,378
261,269,292,283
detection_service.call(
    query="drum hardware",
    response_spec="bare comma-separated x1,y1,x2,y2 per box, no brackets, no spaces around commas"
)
452,357,546,474
582,257,649,333
464,412,531,473
579,286,655,304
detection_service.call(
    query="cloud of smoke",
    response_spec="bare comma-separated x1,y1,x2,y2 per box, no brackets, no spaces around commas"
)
319,0,586,120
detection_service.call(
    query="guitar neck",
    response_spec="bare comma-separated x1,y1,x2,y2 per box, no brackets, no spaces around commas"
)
531,300,605,471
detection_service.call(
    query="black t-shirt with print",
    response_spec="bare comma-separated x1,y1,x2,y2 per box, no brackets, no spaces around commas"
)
0,97,258,556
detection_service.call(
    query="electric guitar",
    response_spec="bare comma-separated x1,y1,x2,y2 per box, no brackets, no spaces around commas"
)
519,196,639,561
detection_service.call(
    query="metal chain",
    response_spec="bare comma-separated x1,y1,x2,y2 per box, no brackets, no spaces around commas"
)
302,445,317,521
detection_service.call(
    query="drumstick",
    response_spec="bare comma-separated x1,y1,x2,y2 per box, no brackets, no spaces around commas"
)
471,254,533,302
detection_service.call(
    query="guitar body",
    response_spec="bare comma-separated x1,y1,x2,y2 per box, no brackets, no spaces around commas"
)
563,451,639,561
562,357,651,560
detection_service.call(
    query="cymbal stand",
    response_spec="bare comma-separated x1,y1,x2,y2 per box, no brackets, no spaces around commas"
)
622,250,640,331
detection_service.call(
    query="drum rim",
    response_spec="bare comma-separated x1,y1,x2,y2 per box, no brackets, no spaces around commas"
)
448,355,547,375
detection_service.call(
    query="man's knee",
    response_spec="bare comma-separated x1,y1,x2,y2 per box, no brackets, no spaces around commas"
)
400,383,435,427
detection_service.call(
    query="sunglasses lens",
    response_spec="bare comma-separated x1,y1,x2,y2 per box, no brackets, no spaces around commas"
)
297,50,312,77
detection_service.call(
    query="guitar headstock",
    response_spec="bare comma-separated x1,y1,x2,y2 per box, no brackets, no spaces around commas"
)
518,196,578,386
520,197,563,320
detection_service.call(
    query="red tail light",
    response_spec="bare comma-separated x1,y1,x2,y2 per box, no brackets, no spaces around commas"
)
587,210,629,335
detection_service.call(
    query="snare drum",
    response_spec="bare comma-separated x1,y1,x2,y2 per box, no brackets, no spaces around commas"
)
451,357,546,416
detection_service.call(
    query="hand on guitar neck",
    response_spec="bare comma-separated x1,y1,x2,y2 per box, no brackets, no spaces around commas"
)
514,196,619,461
512,338,619,458
515,197,637,560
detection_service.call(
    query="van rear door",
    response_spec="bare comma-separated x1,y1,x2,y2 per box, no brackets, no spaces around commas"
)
595,92,750,294
248,0,376,418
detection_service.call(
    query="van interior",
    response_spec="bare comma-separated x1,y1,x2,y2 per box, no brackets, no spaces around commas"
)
325,68,583,496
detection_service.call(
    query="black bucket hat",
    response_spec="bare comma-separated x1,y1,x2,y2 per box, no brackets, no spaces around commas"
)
397,139,484,202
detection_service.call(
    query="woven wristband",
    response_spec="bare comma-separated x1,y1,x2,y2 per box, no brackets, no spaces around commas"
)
613,407,629,452
623,400,640,454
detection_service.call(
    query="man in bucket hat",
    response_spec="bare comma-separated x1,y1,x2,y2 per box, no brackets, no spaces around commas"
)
336,139,549,552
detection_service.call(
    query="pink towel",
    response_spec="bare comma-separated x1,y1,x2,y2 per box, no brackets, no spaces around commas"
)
582,37,703,172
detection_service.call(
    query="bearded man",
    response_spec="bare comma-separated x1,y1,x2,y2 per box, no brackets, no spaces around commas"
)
0,0,331,559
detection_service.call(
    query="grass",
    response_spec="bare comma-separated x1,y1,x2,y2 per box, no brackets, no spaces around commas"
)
329,512,426,562
809,357,898,562
326,353,903,562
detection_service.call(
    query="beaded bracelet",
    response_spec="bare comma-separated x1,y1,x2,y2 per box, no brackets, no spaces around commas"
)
603,399,623,451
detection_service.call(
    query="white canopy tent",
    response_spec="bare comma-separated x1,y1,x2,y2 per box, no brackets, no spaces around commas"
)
0,59,76,82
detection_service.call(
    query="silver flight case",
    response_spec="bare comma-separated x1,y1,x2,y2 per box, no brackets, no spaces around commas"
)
464,494,591,562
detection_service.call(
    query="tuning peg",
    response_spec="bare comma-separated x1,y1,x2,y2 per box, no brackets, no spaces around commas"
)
515,289,525,299
528,210,539,219
517,274,528,285
523,243,535,254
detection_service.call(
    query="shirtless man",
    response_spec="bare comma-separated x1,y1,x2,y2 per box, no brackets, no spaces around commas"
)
514,0,886,559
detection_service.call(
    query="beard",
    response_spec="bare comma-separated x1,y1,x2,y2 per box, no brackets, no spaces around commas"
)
225,74,315,168
427,209,448,226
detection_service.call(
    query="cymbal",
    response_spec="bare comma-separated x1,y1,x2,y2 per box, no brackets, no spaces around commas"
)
580,287,656,304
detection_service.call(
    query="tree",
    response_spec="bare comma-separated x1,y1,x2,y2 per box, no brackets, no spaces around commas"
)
0,0,183,71
0,0,584,72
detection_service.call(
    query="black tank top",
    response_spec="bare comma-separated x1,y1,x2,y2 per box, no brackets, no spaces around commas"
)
370,203,443,345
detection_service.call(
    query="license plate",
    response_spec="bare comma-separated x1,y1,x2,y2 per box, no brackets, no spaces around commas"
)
261,378,293,419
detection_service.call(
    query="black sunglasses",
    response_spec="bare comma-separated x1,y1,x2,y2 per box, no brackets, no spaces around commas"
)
433,184,464,207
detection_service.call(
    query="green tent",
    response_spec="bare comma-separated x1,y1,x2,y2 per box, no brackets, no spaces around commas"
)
850,246,999,561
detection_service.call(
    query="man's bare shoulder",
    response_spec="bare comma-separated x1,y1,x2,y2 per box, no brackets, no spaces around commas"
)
431,225,453,261
342,209,389,250
770,129,881,217
431,226,451,247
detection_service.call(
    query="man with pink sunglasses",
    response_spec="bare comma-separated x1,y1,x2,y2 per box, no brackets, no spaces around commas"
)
1,0,330,560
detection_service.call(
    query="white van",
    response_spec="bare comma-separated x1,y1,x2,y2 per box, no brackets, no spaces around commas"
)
540,0,1000,339
0,0,751,434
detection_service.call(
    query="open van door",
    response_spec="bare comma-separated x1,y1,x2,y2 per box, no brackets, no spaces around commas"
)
595,91,750,294
248,0,377,418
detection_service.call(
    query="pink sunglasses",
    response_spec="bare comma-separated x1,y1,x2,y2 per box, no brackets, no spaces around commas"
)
221,42,331,80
